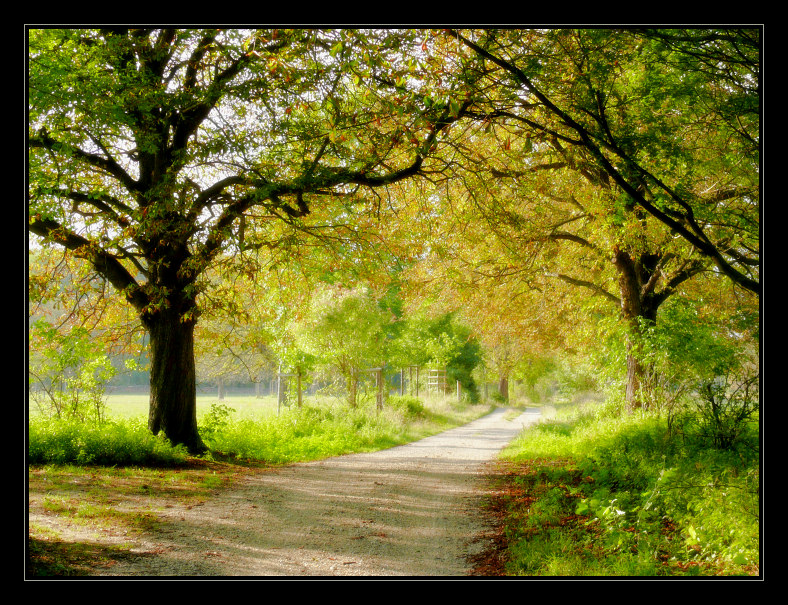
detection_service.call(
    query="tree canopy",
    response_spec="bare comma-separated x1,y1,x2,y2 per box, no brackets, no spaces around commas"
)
28,27,760,450
446,29,759,294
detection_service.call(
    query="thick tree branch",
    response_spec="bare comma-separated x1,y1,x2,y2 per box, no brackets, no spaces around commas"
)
28,217,148,312
450,29,760,296
546,272,620,305
547,231,598,251
28,131,141,195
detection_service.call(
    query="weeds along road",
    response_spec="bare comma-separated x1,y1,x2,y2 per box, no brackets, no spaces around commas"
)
97,407,543,577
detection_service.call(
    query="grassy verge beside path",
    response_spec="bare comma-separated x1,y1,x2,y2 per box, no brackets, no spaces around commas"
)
473,395,760,577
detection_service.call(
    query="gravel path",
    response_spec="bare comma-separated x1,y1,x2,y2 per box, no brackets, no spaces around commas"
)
97,407,542,577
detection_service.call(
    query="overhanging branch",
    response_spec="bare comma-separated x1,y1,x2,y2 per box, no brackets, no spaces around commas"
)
28,217,148,312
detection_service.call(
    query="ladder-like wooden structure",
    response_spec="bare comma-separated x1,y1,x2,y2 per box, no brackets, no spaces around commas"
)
427,368,447,397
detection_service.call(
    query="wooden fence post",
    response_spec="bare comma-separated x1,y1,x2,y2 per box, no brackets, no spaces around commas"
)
377,368,384,411
277,366,284,414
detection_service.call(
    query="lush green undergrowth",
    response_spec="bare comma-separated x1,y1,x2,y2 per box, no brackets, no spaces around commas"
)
28,417,191,467
494,398,760,577
28,395,492,467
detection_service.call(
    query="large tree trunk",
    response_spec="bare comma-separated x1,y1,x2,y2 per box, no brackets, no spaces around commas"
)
613,249,660,411
145,307,206,455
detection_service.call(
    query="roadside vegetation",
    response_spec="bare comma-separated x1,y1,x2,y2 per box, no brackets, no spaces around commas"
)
484,392,759,577
28,393,489,467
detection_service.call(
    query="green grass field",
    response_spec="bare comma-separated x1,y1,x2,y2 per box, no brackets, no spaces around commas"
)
101,392,282,421
30,390,373,422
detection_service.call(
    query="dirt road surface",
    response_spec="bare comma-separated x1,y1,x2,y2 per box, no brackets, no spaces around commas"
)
96,407,542,577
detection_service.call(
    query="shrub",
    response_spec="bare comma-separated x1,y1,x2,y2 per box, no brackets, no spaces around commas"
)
28,320,116,423
689,370,759,450
28,417,189,466
490,390,507,404
387,395,425,418
199,402,237,445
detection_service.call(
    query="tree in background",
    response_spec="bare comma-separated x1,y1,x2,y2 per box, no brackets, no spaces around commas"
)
295,284,388,407
386,303,483,401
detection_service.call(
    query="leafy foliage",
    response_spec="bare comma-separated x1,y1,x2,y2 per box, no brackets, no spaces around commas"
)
28,417,190,466
28,319,116,423
446,28,759,294
295,284,388,406
387,310,483,400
